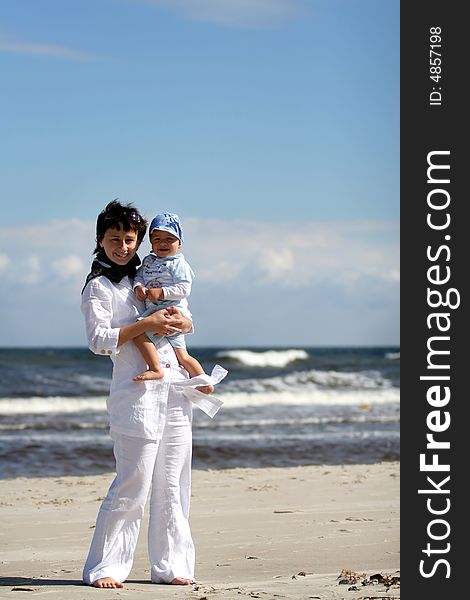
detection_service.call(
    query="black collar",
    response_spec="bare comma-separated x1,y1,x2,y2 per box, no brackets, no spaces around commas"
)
82,250,141,293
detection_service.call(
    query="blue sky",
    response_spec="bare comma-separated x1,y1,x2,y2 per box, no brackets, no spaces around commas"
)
0,0,399,347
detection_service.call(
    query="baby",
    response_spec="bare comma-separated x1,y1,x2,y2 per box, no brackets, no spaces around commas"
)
132,212,213,393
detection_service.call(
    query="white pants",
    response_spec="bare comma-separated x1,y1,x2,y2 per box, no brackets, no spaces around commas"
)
82,393,194,584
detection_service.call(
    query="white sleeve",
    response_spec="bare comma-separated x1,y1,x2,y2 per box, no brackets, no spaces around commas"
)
81,278,120,356
162,256,194,299
162,281,192,300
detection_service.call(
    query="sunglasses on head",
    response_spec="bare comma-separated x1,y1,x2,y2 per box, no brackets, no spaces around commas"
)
103,209,143,223
127,210,143,223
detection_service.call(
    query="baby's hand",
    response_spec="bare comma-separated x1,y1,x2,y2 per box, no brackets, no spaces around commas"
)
147,288,163,302
135,285,148,301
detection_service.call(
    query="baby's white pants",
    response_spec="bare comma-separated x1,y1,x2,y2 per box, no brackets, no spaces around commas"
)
82,392,194,584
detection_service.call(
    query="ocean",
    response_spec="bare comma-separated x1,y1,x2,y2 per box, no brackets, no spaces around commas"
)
0,346,400,479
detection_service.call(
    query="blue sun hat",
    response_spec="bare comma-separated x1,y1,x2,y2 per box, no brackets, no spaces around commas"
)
149,212,184,243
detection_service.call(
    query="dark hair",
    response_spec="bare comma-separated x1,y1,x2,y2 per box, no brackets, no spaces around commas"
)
94,199,147,254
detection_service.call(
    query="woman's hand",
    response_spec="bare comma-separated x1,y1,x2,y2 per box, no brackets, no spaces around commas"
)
145,307,192,336
117,307,192,346
166,307,193,333
146,287,163,302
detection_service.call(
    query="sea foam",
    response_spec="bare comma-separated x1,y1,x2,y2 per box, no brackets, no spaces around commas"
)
216,348,309,368
0,396,107,415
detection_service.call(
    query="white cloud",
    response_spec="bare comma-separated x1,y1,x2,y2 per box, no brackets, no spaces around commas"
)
0,33,100,60
0,217,399,292
139,0,306,28
183,217,400,289
51,255,87,280
0,219,94,288
0,216,399,346
0,254,10,271
20,255,42,285
257,247,295,281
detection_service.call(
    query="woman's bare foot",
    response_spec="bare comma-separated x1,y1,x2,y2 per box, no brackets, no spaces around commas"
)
196,384,214,394
171,577,193,585
133,369,164,381
92,577,123,588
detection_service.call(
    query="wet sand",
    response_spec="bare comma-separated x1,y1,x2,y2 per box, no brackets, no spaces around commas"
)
0,462,399,599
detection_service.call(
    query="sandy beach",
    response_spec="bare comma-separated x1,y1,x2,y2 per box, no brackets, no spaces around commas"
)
0,462,399,599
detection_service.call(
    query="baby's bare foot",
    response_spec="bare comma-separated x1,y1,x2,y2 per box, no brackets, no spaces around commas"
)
171,577,193,585
92,577,123,588
133,369,164,381
196,384,214,394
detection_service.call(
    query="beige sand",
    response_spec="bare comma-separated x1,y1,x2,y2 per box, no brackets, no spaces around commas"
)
0,462,399,599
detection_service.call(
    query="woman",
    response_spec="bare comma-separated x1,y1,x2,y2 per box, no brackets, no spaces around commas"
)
81,200,197,588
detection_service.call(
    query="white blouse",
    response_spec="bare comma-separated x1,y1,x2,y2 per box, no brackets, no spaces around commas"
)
81,275,191,440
